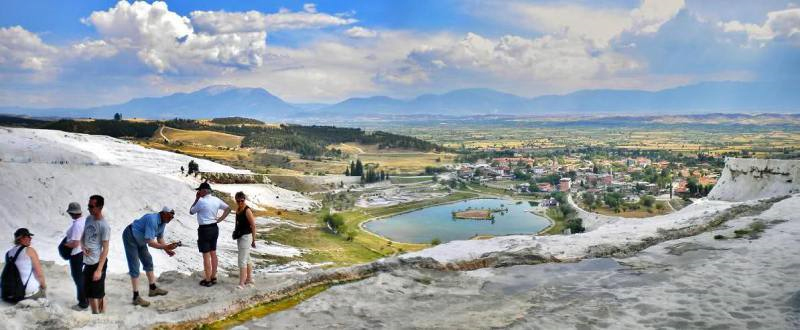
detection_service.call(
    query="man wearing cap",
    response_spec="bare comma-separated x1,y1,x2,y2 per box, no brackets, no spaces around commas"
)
190,182,231,287
122,207,180,306
63,202,88,310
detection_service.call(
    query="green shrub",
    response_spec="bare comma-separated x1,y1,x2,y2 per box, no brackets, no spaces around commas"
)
431,238,441,245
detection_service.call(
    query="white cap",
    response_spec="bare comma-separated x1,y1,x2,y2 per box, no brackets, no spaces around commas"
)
161,206,175,214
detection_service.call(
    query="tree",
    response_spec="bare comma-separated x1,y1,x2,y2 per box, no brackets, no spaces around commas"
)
565,217,585,233
344,167,350,176
113,113,122,121
582,193,596,210
640,195,656,208
687,177,700,196
603,192,622,209
355,159,364,176
321,212,346,234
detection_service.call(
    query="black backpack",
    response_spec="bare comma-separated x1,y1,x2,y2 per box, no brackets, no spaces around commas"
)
1,247,32,303
58,237,72,260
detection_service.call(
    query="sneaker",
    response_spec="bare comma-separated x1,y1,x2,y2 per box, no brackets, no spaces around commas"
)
149,287,168,297
132,296,150,307
71,304,89,311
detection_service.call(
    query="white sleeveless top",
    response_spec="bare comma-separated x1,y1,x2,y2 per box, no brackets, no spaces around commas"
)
6,245,40,297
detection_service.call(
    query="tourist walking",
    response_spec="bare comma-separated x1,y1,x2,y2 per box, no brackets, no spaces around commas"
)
82,195,110,314
63,202,88,310
233,192,256,289
1,228,46,302
123,207,180,307
190,182,231,287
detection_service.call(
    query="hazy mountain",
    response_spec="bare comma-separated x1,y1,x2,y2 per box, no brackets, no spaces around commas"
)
322,81,800,116
1,85,298,120
319,88,528,116
2,81,799,120
93,85,298,119
530,81,800,113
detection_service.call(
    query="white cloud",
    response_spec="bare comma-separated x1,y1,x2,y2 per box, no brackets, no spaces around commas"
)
721,8,800,46
67,40,119,59
345,26,377,38
84,1,266,73
0,26,57,72
498,0,684,46
629,0,686,34
191,5,355,34
402,32,641,83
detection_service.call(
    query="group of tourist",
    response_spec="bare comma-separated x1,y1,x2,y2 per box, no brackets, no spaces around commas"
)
2,182,257,314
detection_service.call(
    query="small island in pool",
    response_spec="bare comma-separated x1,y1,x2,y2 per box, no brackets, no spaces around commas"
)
451,207,508,220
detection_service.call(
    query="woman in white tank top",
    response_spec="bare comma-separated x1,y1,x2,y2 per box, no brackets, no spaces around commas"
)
6,228,46,299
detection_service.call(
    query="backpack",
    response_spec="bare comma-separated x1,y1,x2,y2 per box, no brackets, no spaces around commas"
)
1,247,32,303
58,237,72,260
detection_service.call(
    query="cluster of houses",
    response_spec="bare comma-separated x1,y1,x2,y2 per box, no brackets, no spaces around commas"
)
440,154,720,202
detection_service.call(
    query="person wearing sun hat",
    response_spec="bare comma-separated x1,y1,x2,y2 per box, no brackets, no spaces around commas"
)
190,181,231,287
122,207,180,307
62,202,88,310
3,228,46,302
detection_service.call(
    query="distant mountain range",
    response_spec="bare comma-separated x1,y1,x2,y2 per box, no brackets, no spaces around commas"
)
2,81,799,120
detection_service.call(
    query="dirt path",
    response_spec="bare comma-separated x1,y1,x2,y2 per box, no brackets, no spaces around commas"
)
158,125,170,143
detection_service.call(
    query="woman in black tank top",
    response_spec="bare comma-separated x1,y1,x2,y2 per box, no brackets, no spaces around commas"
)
234,192,256,289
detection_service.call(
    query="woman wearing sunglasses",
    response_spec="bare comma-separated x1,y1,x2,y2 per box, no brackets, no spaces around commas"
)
2,228,46,302
233,191,256,290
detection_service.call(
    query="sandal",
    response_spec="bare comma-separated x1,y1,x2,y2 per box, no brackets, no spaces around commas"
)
210,277,218,284
235,285,245,290
199,279,212,287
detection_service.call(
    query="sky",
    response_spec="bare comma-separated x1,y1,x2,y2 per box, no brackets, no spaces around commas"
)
1,0,799,108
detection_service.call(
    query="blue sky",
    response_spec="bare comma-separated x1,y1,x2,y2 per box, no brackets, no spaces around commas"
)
1,0,798,108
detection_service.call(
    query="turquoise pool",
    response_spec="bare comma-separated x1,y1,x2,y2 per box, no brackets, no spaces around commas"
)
363,198,549,243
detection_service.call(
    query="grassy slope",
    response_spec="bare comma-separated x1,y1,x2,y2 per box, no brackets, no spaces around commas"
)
158,126,243,148
577,201,672,218
264,191,478,267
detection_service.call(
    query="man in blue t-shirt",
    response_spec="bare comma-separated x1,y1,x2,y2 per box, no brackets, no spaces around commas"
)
122,207,180,307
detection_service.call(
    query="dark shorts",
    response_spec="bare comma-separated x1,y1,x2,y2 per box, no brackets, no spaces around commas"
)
197,223,219,253
83,262,108,299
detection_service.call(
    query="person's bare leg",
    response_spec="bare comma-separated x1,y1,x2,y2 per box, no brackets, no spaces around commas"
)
99,297,105,313
146,271,156,285
130,276,139,293
90,298,99,314
210,251,218,279
238,265,247,286
246,264,253,284
202,252,212,281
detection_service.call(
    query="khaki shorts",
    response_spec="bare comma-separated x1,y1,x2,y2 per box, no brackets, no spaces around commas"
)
237,235,253,269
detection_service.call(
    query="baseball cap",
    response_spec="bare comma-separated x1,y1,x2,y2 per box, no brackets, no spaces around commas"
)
161,206,175,214
14,228,34,238
195,182,211,191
